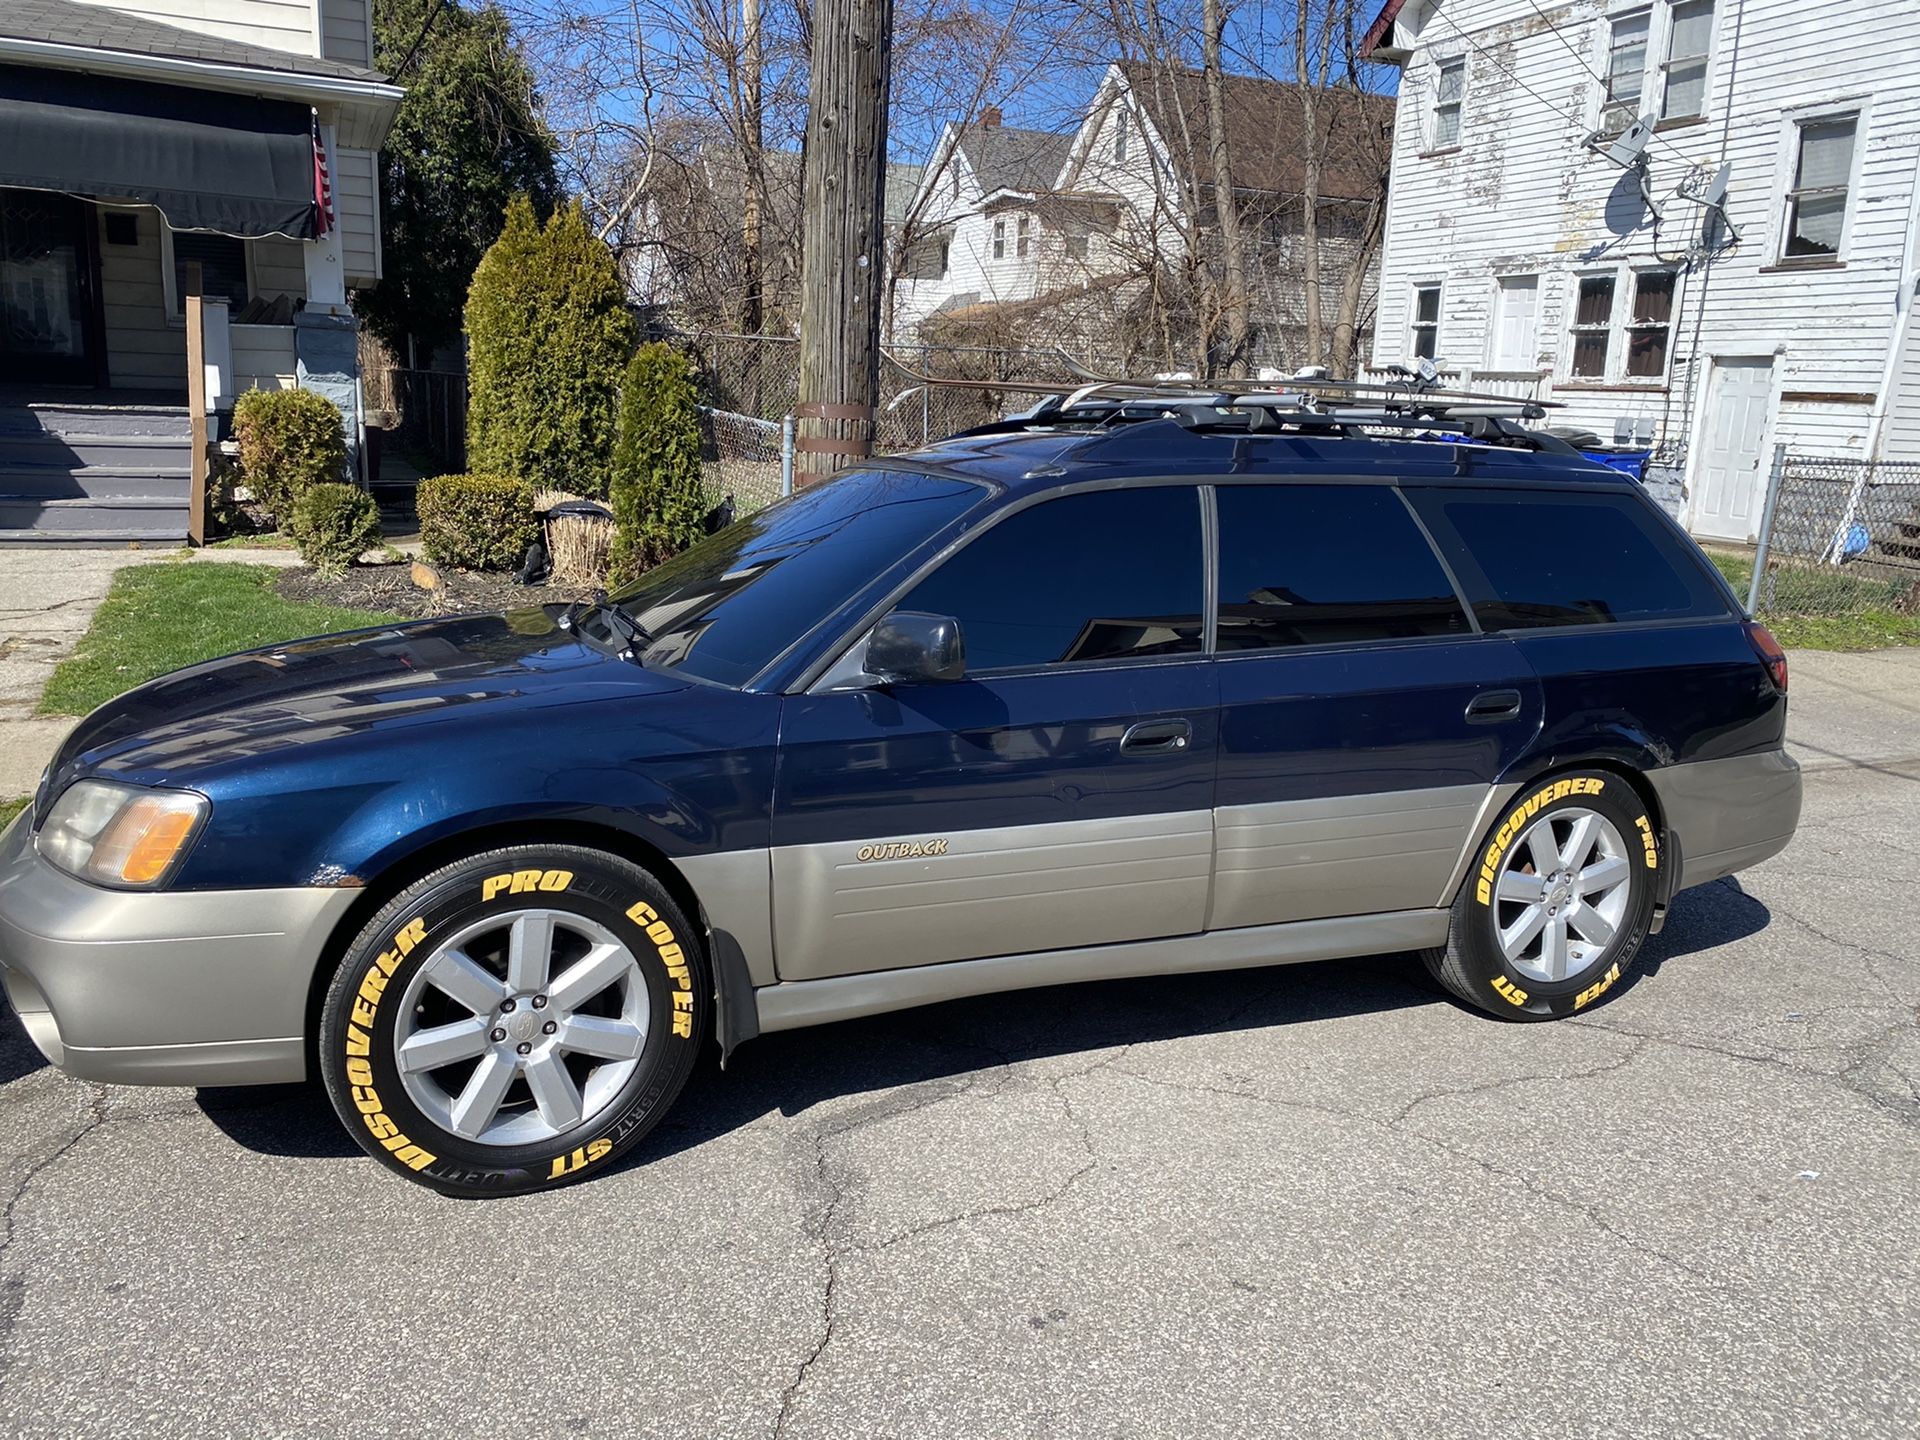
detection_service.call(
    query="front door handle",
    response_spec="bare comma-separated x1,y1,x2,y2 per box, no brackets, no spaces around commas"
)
1466,689,1523,723
1120,718,1193,755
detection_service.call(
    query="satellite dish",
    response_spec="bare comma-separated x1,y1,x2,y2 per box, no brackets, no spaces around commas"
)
1604,115,1655,169
1700,162,1731,211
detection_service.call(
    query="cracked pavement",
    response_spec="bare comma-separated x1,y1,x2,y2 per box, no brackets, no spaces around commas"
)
1,669,1918,1436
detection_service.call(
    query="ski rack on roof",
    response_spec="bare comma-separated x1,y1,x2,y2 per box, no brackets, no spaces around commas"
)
882,349,1575,455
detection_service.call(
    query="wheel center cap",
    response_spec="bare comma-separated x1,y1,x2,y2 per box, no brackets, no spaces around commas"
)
506,1010,540,1043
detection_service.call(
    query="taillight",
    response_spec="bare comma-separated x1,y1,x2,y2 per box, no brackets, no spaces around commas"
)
1745,621,1788,694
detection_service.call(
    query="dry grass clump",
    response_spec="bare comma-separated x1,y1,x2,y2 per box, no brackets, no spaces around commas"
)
547,512,612,584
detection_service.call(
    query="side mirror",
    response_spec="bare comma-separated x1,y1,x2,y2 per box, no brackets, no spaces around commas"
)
866,610,966,685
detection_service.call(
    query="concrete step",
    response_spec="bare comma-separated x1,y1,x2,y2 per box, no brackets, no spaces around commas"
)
0,403,191,441
0,495,187,539
0,466,190,503
0,431,191,470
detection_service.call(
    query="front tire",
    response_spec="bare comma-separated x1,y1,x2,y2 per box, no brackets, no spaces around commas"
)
319,844,708,1195
1424,771,1659,1021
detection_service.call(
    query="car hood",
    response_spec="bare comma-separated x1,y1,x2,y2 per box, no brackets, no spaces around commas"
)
49,605,694,790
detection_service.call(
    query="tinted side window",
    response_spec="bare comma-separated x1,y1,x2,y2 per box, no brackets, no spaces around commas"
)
1411,487,1729,629
898,487,1205,670
1215,484,1470,650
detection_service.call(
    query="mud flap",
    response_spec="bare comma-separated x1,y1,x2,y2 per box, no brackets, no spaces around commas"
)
1650,826,1683,935
708,927,761,1066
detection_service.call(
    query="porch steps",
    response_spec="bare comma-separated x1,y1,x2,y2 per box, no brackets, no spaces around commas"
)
0,402,190,542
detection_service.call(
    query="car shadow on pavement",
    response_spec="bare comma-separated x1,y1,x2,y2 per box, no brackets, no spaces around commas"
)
173,878,1772,1173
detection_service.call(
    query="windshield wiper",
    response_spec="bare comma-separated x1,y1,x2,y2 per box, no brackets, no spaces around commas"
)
558,593,652,663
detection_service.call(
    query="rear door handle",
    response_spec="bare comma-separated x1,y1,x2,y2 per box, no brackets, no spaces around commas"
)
1466,689,1523,723
1120,718,1193,755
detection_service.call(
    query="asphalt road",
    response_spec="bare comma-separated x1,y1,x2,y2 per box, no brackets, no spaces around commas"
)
2,679,1918,1437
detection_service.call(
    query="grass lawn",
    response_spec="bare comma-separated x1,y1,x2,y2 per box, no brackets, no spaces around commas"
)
39,562,404,717
0,796,27,828
1707,551,1920,651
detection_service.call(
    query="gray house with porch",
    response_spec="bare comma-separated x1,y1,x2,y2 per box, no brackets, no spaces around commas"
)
0,0,399,541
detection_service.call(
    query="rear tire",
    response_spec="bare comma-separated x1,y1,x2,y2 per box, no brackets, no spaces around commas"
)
1424,771,1659,1021
318,844,708,1196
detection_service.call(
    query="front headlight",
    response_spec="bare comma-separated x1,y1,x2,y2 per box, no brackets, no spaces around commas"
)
38,780,208,888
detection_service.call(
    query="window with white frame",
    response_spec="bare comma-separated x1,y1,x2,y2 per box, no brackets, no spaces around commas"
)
1602,12,1650,132
992,218,1006,259
1410,284,1441,359
1782,114,1857,261
1016,215,1032,258
1625,270,1676,376
1660,0,1714,120
1570,274,1615,377
1431,59,1465,149
1604,0,1715,131
1566,268,1678,380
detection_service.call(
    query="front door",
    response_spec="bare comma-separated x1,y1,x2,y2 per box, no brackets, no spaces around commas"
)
1690,356,1775,541
0,190,97,386
770,483,1217,982
1209,482,1543,928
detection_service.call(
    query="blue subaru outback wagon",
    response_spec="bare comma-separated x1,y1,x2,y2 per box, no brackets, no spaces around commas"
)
0,383,1801,1193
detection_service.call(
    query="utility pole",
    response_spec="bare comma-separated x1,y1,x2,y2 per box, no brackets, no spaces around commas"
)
794,0,894,484
739,0,764,337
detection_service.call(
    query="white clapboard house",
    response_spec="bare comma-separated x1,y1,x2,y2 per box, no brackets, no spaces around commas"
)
1362,0,1920,540
888,69,1394,368
0,0,399,541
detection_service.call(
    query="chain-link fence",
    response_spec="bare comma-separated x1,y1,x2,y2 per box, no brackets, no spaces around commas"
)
662,330,1121,453
698,405,788,514
1746,450,1920,619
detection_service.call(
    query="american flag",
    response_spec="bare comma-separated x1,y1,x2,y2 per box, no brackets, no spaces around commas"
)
310,111,334,237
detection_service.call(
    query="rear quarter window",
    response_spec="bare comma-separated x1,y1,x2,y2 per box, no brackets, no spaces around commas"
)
1409,487,1731,629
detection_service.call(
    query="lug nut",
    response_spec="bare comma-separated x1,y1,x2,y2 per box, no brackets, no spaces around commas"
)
490,1027,507,1043
531,995,548,1010
500,998,517,1013
516,1041,532,1056
542,1020,557,1035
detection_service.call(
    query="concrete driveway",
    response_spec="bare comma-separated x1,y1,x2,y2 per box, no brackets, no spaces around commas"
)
1,657,1916,1437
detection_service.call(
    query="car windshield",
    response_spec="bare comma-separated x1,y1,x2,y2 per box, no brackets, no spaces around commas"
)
606,468,984,687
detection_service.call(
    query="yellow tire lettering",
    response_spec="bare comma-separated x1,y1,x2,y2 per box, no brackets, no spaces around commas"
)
1634,815,1659,869
548,1136,614,1180
539,869,573,892
483,874,512,901
339,918,438,1177
1490,975,1529,1007
1474,776,1614,906
626,901,659,926
1574,962,1622,1010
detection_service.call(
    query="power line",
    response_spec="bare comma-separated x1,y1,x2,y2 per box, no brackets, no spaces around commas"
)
1422,3,1708,173
1517,0,1709,170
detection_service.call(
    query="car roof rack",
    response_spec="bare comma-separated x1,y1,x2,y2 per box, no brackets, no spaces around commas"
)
885,350,1576,457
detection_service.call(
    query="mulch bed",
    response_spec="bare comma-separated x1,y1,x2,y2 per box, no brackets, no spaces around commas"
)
275,563,600,619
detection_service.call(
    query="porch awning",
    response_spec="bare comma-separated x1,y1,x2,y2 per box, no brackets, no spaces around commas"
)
0,63,319,239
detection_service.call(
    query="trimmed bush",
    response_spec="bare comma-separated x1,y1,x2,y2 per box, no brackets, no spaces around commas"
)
465,196,634,498
417,472,538,570
233,387,347,518
608,342,708,583
290,483,383,573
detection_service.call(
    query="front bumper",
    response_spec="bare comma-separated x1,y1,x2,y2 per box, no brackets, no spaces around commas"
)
0,809,358,1085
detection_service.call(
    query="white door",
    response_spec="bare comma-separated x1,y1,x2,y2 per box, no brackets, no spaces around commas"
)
1690,357,1775,541
1490,276,1539,370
